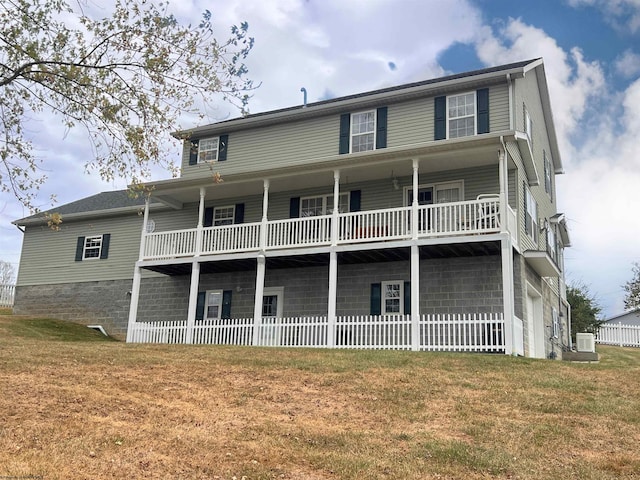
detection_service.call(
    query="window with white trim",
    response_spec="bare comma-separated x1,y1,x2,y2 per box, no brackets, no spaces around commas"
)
448,92,476,138
552,307,559,339
406,181,464,206
213,205,235,226
301,193,349,217
544,150,553,199
382,281,403,315
83,235,103,259
524,107,533,145
205,290,223,320
350,110,376,152
198,137,219,163
547,226,557,262
525,186,538,242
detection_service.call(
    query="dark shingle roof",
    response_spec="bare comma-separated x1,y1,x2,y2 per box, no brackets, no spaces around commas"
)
14,190,146,224
181,58,540,134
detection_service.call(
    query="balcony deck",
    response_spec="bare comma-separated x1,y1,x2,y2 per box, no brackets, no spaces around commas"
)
142,197,517,261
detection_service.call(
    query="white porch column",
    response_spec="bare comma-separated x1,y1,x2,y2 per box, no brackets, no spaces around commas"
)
185,260,201,344
327,249,337,347
410,244,420,351
252,254,266,345
501,236,516,355
412,159,419,240
126,265,142,343
126,196,150,342
260,179,270,249
498,145,510,234
331,170,340,246
195,187,206,255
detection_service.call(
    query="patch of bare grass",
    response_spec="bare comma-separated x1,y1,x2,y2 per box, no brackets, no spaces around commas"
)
1,315,639,479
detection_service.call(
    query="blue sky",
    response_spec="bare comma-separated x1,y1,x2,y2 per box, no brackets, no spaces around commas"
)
1,0,639,317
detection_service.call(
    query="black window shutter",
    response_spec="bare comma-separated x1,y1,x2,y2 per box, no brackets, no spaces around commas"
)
477,88,490,134
75,236,85,261
195,291,206,321
349,190,361,212
218,134,229,161
339,113,351,154
404,281,411,315
290,197,300,218
222,290,232,319
203,207,214,227
189,139,199,165
434,96,447,140
234,203,245,224
376,107,388,149
371,283,382,315
100,234,111,259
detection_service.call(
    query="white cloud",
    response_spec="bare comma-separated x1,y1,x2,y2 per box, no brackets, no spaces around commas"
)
567,0,640,33
615,49,640,77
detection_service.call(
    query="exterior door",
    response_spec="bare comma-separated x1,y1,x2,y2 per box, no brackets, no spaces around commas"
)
261,287,284,346
526,287,545,358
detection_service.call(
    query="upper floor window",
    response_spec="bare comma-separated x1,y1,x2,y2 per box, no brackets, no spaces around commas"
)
339,108,387,154
188,134,229,165
543,150,553,199
434,89,488,140
350,110,376,153
547,226,557,262
524,185,538,243
524,106,533,145
75,234,111,261
203,203,244,227
83,236,103,259
448,93,476,138
198,137,219,163
301,193,349,217
214,206,235,226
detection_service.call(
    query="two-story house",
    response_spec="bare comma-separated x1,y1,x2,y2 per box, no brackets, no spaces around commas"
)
13,58,571,358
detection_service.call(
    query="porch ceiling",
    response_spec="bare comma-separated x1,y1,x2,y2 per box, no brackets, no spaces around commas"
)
141,241,501,276
149,135,508,206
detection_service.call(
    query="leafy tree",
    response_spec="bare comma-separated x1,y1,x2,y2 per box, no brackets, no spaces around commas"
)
566,283,603,341
623,262,640,311
1,0,254,211
0,260,16,285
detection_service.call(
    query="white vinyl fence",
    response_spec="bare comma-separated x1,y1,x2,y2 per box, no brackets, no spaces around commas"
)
596,323,640,348
0,284,15,307
128,313,506,353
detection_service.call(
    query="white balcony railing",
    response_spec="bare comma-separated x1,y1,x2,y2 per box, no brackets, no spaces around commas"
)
142,197,508,260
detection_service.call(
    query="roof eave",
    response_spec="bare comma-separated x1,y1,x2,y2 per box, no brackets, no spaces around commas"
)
173,61,539,139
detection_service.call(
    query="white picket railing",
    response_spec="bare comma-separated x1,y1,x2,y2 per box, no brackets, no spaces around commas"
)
128,313,506,353
144,229,197,259
139,197,508,260
0,284,15,307
267,216,332,248
202,222,261,255
338,207,410,243
596,323,640,348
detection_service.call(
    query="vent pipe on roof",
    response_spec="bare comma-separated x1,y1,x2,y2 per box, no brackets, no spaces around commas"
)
300,87,307,107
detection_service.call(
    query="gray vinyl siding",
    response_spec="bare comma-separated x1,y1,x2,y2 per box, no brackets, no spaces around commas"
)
181,83,512,178
513,74,558,256
17,213,144,286
489,83,510,132
180,114,338,179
